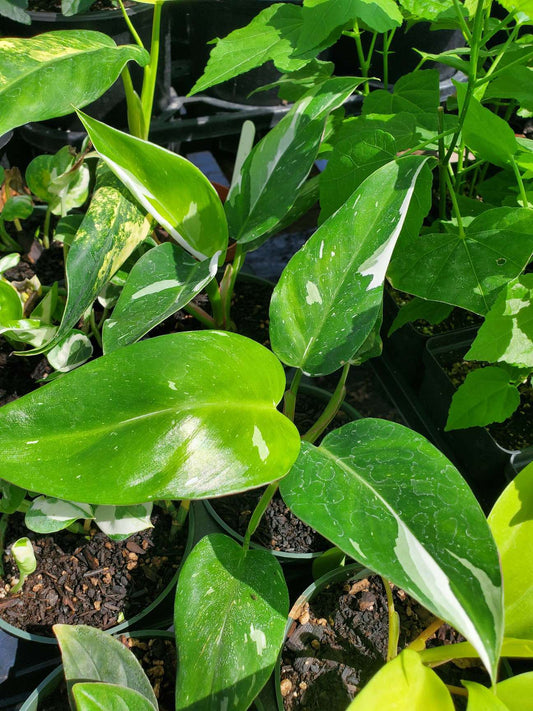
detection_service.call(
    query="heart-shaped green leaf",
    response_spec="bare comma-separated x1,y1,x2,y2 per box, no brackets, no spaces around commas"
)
102,243,217,354
388,207,533,314
0,332,300,504
0,31,149,135
72,683,156,711
174,534,289,711
280,418,503,679
270,156,431,375
55,624,157,709
496,672,533,711
77,112,228,262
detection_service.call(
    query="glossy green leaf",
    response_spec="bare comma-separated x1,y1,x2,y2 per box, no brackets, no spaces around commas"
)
485,66,533,113
497,0,533,20
54,214,84,246
270,156,431,375
464,681,509,710
189,3,307,95
25,146,90,217
496,673,533,711
1,195,33,221
94,503,153,541
0,0,31,24
445,366,520,430
388,297,453,336
72,683,155,711
0,32,149,136
77,112,228,262
466,276,533,368
388,207,533,314
25,497,94,534
280,418,503,679
0,319,56,347
332,113,418,153
35,163,151,354
456,82,518,168
174,533,289,710
31,283,59,324
0,332,300,504
0,253,20,275
102,243,216,354
319,129,397,223
0,479,26,514
47,331,93,372
398,0,460,21
297,0,403,57
347,649,454,710
227,78,361,247
489,463,533,639
55,624,157,709
0,281,23,323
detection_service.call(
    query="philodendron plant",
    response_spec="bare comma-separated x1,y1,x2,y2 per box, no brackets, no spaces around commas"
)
39,461,533,709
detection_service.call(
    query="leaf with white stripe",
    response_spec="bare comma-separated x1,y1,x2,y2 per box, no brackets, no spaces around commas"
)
25,497,94,533
270,156,432,375
280,418,503,680
94,503,153,541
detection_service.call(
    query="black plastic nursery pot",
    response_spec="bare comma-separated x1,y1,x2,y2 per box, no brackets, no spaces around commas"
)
0,505,196,646
419,328,533,511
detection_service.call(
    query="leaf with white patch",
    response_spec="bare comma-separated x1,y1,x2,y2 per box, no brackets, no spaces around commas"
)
0,253,20,275
77,112,228,262
103,243,216,354
0,332,301,504
94,503,153,541
25,497,94,533
47,331,93,373
1,319,56,347
270,156,432,375
280,418,504,680
174,534,288,711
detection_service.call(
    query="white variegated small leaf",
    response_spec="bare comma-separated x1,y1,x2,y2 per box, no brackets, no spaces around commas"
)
47,331,93,373
0,253,21,274
94,503,153,540
25,496,94,533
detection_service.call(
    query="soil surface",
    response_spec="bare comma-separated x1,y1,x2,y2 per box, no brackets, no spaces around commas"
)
0,509,187,637
280,574,487,710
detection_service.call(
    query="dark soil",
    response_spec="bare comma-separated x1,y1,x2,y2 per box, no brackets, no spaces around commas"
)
0,337,52,406
0,509,187,638
28,0,117,12
280,574,488,710
439,351,533,451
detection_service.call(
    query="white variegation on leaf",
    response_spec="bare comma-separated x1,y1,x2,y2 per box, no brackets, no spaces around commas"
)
25,497,94,534
94,504,153,540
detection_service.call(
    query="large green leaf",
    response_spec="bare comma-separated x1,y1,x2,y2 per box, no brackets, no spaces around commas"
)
0,332,300,504
346,649,454,710
269,156,431,376
227,77,361,247
189,3,307,95
464,681,509,711
496,673,533,711
0,32,149,136
388,207,533,314
0,281,23,323
30,164,151,355
489,463,533,639
72,683,156,711
466,276,533,368
54,624,157,709
280,419,504,679
485,66,533,113
78,112,228,261
174,534,288,711
103,243,217,354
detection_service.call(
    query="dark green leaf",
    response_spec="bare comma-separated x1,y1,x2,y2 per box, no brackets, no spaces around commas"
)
174,534,289,711
1,195,33,221
388,297,453,336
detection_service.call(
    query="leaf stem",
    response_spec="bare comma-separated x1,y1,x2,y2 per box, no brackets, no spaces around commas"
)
42,208,51,250
445,167,465,238
221,244,245,328
382,576,399,662
117,0,144,50
510,157,529,207
183,302,216,328
141,1,163,139
437,107,447,221
407,616,445,651
205,278,225,328
284,369,302,421
243,482,278,553
0,514,9,577
302,363,350,444
89,309,103,349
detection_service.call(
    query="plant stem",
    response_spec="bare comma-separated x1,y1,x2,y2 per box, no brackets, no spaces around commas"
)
381,29,395,88
97,306,109,331
243,482,278,553
205,278,225,328
221,244,246,328
0,222,21,251
437,107,447,221
121,67,144,139
445,685,468,697
89,309,103,349
407,616,445,651
140,1,163,139
284,369,302,421
382,576,399,662
117,0,144,49
451,0,472,43
510,157,529,207
302,363,350,444
157,499,189,539
445,167,465,238
0,514,9,577
183,302,216,328
42,208,51,250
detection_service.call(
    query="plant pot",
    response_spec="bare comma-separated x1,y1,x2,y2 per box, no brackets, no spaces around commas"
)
0,505,195,645
419,329,532,510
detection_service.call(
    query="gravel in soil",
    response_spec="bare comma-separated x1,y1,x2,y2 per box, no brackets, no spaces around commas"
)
280,574,488,711
0,510,187,637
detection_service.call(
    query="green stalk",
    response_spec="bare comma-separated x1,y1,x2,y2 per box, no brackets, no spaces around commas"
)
437,107,447,221
451,0,472,43
284,369,302,421
221,244,246,328
0,221,21,251
140,1,163,139
351,21,372,93
476,48,533,88
302,363,350,444
445,167,465,238
511,157,529,207
382,577,399,662
42,208,51,250
121,67,145,139
0,514,9,577
243,482,278,553
89,309,103,349
205,278,225,329
382,29,395,88
398,126,456,158
157,499,189,540
183,302,216,328
407,616,445,652
117,0,144,49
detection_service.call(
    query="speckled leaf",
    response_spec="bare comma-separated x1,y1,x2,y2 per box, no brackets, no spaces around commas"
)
280,418,503,679
78,112,228,262
103,243,217,354
388,207,533,314
346,649,454,710
227,78,361,247
31,163,151,354
0,32,149,136
72,683,155,711
489,463,533,639
0,332,301,504
55,624,157,708
270,156,431,376
174,534,289,711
